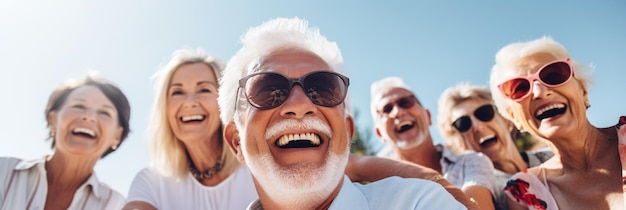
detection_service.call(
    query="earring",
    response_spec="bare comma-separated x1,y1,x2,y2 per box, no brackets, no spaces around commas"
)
111,144,118,150
585,101,591,109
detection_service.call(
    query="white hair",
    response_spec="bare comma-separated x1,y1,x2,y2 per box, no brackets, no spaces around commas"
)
489,36,593,121
369,76,415,123
218,17,344,126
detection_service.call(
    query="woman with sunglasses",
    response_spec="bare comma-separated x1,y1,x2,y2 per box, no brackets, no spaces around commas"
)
489,37,624,209
123,48,478,210
437,83,554,210
0,75,131,209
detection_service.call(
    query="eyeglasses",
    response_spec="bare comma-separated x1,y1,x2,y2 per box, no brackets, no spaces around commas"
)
377,95,417,115
497,58,573,101
238,70,350,110
451,104,495,133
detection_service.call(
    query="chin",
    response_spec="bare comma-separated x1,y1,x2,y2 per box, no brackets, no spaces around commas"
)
246,149,349,207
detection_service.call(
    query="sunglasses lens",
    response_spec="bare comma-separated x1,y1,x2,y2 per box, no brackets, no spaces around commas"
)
501,78,531,100
475,105,495,122
452,116,472,133
245,73,290,109
243,71,348,109
303,72,348,107
539,61,571,86
397,97,416,109
382,104,393,114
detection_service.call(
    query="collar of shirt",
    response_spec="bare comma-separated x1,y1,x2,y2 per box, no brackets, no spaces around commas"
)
12,156,106,198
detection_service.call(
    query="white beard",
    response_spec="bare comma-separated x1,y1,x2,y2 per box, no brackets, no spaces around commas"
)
244,146,349,209
395,132,426,150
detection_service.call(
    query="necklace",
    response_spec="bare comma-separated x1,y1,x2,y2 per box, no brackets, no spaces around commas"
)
189,156,223,180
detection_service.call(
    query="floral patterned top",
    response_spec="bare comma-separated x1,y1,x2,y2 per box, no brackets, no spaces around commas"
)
504,116,626,210
503,169,557,210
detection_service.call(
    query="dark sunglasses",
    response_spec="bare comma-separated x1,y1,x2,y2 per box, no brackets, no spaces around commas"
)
238,70,350,110
497,58,573,101
378,95,417,115
451,104,496,133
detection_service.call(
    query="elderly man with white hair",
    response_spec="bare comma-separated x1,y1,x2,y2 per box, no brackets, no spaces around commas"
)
218,17,466,210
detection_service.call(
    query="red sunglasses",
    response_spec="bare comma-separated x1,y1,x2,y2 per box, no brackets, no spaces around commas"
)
498,58,573,101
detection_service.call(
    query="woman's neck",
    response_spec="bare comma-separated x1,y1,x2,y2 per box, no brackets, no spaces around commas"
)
183,134,228,186
493,152,528,174
551,123,615,171
45,153,96,190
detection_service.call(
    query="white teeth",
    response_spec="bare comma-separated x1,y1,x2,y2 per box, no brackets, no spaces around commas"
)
535,104,565,117
182,115,204,122
73,128,95,137
277,133,321,146
479,135,495,144
395,121,413,130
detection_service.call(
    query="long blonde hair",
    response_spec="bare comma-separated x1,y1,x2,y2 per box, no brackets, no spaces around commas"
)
148,48,239,179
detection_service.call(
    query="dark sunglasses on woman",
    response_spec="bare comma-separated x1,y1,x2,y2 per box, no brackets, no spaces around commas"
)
452,104,496,133
498,58,573,101
238,70,350,110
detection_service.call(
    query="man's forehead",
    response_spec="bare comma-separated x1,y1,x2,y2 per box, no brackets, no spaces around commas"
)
375,87,414,102
254,48,330,73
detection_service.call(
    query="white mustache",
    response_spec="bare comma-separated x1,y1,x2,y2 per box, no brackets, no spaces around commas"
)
265,118,332,141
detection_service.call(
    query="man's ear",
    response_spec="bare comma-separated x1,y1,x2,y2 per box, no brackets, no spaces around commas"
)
374,127,386,143
425,108,432,126
346,115,355,140
224,122,245,163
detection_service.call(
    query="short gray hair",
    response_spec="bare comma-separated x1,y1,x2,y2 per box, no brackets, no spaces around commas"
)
489,36,593,121
369,76,418,123
219,17,344,126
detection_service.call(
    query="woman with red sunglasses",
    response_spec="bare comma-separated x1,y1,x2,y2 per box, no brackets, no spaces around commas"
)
489,37,624,209
437,83,554,210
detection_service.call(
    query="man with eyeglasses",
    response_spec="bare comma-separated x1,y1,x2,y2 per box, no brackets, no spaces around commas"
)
218,17,465,210
370,77,497,210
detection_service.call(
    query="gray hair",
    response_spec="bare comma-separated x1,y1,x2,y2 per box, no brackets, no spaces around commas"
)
219,17,344,126
489,36,593,121
369,76,418,123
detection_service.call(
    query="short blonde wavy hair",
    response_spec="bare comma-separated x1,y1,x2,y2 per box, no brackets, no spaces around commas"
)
437,83,493,154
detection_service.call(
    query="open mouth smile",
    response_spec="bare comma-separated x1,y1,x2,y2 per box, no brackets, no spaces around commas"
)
275,133,323,149
479,135,498,148
181,115,206,122
395,121,415,133
535,103,567,120
72,127,97,139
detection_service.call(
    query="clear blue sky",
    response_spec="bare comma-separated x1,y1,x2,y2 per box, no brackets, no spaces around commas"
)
1,0,624,196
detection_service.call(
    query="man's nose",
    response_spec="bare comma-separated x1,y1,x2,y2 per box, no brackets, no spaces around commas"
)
280,85,316,119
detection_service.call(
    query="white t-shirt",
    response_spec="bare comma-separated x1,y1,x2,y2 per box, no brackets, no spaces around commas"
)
127,165,258,210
